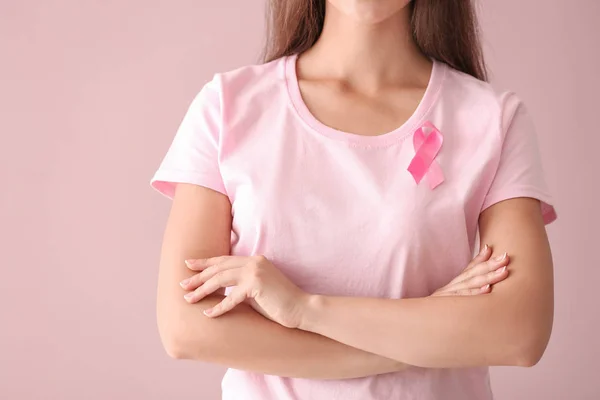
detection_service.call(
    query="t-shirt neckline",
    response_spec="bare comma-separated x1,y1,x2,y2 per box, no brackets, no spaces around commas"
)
284,53,446,147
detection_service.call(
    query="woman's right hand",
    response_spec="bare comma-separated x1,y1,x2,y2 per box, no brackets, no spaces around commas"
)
431,245,510,297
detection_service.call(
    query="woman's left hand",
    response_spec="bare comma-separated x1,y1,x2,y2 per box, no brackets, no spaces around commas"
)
181,255,309,328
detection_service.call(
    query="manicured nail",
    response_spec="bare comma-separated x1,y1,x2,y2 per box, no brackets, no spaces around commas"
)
180,279,190,287
494,252,507,262
480,244,489,255
184,292,194,300
184,260,195,267
481,284,490,291
203,308,213,316
496,266,507,274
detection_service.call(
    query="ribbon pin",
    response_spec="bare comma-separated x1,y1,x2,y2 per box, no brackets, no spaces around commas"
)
407,121,444,189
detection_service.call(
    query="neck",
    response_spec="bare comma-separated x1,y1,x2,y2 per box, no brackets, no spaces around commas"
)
299,4,431,89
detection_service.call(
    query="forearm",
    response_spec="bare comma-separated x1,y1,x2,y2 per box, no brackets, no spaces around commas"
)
161,294,407,379
298,200,555,370
299,293,546,369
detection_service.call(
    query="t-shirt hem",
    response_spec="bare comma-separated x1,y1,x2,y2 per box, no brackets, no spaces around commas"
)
150,169,228,199
481,187,557,225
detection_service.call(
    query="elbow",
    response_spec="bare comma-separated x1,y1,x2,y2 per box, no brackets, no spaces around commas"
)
499,299,553,367
157,313,207,360
158,322,192,360
161,332,189,360
513,340,547,368
510,327,552,368
514,347,543,368
156,296,220,360
157,300,201,360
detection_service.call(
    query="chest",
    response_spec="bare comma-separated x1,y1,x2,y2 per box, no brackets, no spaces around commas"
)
222,128,476,297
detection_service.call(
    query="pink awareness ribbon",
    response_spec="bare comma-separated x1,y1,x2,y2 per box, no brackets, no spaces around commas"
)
407,121,444,189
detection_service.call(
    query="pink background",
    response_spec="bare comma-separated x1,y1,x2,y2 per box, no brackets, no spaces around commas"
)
1,1,597,399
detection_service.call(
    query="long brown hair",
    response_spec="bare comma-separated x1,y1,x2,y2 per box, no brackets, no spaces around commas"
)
263,0,488,81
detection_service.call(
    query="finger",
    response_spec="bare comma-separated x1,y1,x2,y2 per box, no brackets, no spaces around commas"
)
185,256,241,271
452,286,490,296
434,284,491,297
474,244,492,263
455,285,492,296
204,288,247,318
462,256,506,281
484,252,509,272
462,244,492,272
447,265,509,292
184,270,239,303
180,262,243,290
184,255,233,271
451,251,509,285
450,246,492,286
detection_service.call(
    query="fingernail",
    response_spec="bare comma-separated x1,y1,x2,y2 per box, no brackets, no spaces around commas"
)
180,279,190,287
494,252,507,262
184,260,195,267
480,244,489,255
496,266,507,274
203,308,213,316
482,284,490,291
184,292,194,300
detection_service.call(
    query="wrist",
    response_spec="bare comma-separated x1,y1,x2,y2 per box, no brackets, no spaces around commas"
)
298,294,325,332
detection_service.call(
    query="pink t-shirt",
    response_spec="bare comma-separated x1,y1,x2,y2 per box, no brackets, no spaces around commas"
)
151,54,556,400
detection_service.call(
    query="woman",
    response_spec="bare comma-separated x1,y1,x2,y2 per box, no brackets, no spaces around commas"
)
151,0,556,399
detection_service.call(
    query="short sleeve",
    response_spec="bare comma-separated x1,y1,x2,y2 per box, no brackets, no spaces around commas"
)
150,77,227,199
481,94,557,225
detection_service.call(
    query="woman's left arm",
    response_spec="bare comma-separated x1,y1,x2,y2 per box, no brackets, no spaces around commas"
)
298,197,554,369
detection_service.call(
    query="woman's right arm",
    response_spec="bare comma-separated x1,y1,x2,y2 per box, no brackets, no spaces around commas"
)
156,183,404,380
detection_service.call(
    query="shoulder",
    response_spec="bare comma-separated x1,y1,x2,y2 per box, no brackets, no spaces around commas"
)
439,63,528,137
203,57,288,106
